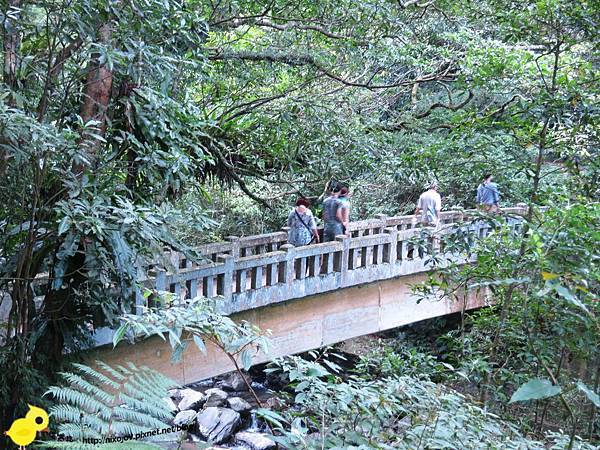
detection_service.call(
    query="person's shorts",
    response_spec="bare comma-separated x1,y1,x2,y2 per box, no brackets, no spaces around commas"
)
323,223,343,242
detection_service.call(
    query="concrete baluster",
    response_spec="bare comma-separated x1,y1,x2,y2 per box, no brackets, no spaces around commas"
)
251,264,264,289
296,256,307,280
400,230,409,261
226,236,240,258
383,227,398,264
335,235,350,286
189,277,198,299
156,269,167,292
374,214,387,261
432,228,441,254
281,226,291,247
309,254,320,277
279,244,296,287
217,254,234,301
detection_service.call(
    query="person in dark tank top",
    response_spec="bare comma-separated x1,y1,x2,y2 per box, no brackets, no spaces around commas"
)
322,186,343,242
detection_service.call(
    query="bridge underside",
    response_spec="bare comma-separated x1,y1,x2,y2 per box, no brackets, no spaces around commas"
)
93,272,489,384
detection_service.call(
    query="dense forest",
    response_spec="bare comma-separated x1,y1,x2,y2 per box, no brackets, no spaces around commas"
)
0,0,598,448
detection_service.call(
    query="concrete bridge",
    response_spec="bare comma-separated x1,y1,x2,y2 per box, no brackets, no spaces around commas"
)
95,206,527,383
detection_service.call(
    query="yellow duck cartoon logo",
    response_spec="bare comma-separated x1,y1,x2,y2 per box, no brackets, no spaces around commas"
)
4,405,49,449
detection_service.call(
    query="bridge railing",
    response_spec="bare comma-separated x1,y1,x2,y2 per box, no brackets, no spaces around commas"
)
136,205,529,318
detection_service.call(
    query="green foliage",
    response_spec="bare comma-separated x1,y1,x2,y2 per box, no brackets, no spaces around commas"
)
42,361,178,448
355,340,461,382
510,379,562,403
420,203,599,443
114,296,271,370
261,356,597,449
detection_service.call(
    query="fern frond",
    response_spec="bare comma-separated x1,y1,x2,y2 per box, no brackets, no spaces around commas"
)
95,360,127,381
71,363,121,389
50,404,89,425
112,406,170,430
56,423,103,439
45,361,179,447
115,364,134,376
37,441,162,449
118,393,174,421
46,386,111,416
59,371,116,404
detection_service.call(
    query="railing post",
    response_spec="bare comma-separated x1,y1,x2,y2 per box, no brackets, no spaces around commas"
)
134,285,145,315
383,227,398,264
279,244,296,287
432,228,441,253
335,235,350,286
226,236,240,259
281,226,290,246
168,250,180,270
156,269,167,292
375,213,388,234
516,202,528,216
373,214,388,260
217,254,234,302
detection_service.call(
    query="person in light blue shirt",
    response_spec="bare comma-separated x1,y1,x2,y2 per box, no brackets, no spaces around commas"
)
287,198,320,246
476,174,500,213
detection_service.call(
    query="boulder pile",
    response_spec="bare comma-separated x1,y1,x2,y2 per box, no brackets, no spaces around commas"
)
163,371,277,449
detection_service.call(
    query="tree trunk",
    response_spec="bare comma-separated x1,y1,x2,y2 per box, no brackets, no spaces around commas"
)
2,0,21,99
0,0,22,177
37,21,115,367
73,22,114,174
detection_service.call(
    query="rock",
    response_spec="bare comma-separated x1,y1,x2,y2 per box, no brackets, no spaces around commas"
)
163,396,178,413
226,397,252,413
226,372,250,391
215,380,234,391
235,431,276,450
168,388,183,402
264,397,284,410
196,407,241,444
173,409,197,427
178,388,206,411
204,387,228,407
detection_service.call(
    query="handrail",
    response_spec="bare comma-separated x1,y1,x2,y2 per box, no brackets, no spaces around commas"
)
173,205,528,264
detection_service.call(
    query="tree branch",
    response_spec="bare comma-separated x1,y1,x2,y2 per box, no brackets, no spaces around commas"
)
414,89,473,119
208,50,457,90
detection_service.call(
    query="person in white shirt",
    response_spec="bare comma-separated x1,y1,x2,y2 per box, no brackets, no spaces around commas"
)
414,181,442,227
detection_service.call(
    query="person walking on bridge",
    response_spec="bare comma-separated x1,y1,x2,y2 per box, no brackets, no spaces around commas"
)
415,181,442,228
337,187,351,237
476,174,500,213
322,185,344,242
287,198,320,246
